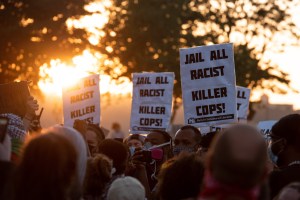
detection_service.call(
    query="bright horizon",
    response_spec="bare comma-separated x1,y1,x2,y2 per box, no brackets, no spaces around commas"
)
36,1,300,111
251,46,300,110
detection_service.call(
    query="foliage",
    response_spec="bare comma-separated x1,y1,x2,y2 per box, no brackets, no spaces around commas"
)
0,0,299,120
99,0,299,108
0,0,89,85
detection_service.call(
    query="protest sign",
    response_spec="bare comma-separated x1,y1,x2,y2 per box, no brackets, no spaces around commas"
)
257,120,277,140
62,74,100,127
236,86,251,120
0,81,30,118
130,72,174,134
180,43,237,127
201,124,232,134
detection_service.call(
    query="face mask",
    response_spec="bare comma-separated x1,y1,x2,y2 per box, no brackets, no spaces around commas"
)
172,146,195,156
267,144,278,165
268,139,283,165
143,142,153,150
129,146,135,157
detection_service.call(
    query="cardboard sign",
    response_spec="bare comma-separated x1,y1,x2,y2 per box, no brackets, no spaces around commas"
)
257,120,277,140
236,86,251,120
180,43,237,127
130,72,174,134
0,81,30,118
62,74,100,127
201,124,232,134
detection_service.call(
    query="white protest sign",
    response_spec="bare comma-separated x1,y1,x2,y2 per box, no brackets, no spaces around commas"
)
130,72,174,134
236,86,251,120
62,74,100,127
210,123,232,132
257,120,277,139
180,43,237,127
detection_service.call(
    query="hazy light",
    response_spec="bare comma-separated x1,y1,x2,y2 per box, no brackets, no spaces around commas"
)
38,50,132,96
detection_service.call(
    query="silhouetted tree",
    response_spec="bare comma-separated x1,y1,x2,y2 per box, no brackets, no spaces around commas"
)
0,0,89,85
98,0,299,120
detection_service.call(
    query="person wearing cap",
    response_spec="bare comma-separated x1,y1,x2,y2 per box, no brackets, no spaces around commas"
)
269,114,300,198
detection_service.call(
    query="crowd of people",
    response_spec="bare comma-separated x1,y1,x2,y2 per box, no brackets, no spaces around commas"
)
1,96,300,200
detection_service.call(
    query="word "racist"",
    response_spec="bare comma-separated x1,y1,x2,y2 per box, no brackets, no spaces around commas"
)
140,89,165,97
190,66,224,80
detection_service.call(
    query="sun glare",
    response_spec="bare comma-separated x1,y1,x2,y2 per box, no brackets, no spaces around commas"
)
38,50,132,96
38,0,132,97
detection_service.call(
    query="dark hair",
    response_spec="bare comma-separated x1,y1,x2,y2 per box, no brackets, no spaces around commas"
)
201,131,218,149
83,154,112,198
271,114,300,147
150,130,172,143
98,139,128,175
179,125,202,144
157,153,204,200
14,133,77,200
126,134,145,144
88,124,105,140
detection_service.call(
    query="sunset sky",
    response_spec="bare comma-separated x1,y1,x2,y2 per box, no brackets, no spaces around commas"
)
37,1,300,109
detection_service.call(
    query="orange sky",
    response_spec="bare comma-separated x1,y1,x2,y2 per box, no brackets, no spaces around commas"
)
250,6,300,109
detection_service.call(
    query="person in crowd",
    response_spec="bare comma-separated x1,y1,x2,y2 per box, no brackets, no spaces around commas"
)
198,131,218,161
13,133,77,200
125,134,145,148
86,124,106,157
128,130,173,198
156,153,204,200
269,114,300,198
0,133,14,199
107,176,145,200
83,153,113,200
73,120,106,157
143,130,173,162
0,113,27,163
276,182,300,200
199,124,268,200
107,122,125,141
98,139,129,199
47,125,87,200
22,96,40,132
124,134,145,156
173,125,202,156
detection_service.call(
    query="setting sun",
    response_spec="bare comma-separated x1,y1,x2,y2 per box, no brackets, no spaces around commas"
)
38,50,132,96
